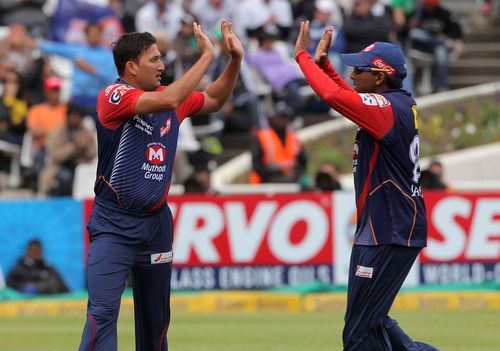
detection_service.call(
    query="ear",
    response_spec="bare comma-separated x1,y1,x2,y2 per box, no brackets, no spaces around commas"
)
126,60,139,76
375,73,387,87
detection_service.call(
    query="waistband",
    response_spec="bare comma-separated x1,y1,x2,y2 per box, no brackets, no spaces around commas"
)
93,197,167,218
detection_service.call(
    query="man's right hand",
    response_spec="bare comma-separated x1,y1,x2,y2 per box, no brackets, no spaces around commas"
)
313,27,334,66
193,22,214,59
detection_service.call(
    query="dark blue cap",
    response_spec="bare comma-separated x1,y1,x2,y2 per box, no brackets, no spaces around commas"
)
340,42,407,82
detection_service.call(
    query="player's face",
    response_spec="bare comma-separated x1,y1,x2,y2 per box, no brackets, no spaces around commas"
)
351,67,379,93
135,44,165,91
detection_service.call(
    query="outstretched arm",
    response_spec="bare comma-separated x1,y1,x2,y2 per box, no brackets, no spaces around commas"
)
196,20,244,115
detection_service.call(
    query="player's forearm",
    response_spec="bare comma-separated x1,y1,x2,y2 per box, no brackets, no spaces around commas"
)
204,59,241,111
161,53,213,109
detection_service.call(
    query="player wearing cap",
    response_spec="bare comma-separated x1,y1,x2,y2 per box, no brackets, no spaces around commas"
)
294,22,439,351
78,21,243,351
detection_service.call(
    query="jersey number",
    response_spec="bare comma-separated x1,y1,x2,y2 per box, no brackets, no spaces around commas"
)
409,135,421,183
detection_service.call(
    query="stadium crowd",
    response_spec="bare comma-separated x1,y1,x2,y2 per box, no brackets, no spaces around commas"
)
0,0,470,196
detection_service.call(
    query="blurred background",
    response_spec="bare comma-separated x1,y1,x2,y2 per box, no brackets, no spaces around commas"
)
0,0,498,350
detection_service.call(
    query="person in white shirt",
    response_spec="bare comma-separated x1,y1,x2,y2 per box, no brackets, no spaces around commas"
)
135,0,185,41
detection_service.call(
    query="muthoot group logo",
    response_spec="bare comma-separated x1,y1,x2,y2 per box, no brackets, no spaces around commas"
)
146,144,166,165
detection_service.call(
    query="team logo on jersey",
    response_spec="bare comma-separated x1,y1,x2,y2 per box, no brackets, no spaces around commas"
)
108,85,131,105
373,94,390,107
146,144,166,165
359,93,391,107
151,251,173,264
360,93,377,106
160,118,172,137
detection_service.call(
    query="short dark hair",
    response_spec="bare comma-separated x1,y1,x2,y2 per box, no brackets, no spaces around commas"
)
66,103,84,117
112,32,157,76
386,77,403,89
27,239,42,247
85,21,101,34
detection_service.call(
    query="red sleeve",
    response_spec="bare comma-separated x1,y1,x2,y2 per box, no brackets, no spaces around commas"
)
97,84,144,129
175,92,205,123
320,58,355,91
295,51,395,140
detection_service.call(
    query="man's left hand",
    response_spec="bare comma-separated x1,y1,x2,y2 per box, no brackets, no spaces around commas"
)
294,20,310,56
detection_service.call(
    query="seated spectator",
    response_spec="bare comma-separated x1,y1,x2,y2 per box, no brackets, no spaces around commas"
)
24,76,68,191
236,0,293,41
0,0,50,39
0,69,27,146
250,101,307,184
183,168,217,194
135,0,185,41
315,163,342,191
420,159,448,190
247,31,314,113
171,13,202,74
26,22,117,119
0,23,37,81
308,0,346,74
190,0,237,38
344,0,396,53
6,239,69,294
38,104,96,197
406,0,463,92
210,28,266,133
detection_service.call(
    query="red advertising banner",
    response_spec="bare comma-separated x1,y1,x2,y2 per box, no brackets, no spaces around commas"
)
168,193,333,266
421,192,500,263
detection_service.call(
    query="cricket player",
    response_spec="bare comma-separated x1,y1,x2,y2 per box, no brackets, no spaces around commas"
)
294,21,439,351
78,21,243,351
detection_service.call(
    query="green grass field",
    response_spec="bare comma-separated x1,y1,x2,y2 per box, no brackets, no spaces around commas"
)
0,310,498,351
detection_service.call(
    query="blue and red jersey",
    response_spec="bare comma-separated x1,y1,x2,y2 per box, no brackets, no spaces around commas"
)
94,79,204,212
296,51,427,247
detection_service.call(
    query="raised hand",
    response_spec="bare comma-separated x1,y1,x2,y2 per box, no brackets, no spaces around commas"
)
314,27,334,66
294,20,310,57
193,22,214,59
221,20,244,62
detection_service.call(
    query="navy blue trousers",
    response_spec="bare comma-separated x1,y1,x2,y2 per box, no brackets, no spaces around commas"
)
78,200,173,351
343,245,440,351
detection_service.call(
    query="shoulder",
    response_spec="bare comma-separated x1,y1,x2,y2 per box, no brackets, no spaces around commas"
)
99,83,138,104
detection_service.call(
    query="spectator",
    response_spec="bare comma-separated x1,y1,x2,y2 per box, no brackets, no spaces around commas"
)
183,168,216,193
110,0,149,33
0,69,27,146
26,22,117,119
0,0,50,39
171,13,202,74
24,76,68,191
406,0,463,92
6,239,69,294
0,22,50,106
315,163,342,191
210,27,266,132
420,159,448,190
344,0,396,53
38,103,96,197
236,0,293,41
250,101,307,184
308,0,346,74
247,30,313,113
0,23,37,80
135,0,185,41
190,0,237,37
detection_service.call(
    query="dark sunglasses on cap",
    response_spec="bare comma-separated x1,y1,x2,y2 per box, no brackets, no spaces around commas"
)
353,66,392,74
